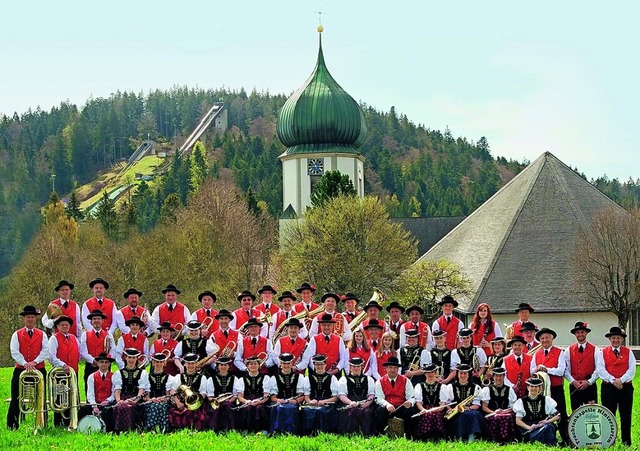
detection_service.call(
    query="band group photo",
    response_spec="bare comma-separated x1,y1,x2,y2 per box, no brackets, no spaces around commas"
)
8,278,636,447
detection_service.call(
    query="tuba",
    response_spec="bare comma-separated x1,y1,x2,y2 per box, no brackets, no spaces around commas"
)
19,369,47,433
48,367,79,430
348,288,387,332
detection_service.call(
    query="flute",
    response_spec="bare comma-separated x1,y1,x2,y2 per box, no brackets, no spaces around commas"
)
411,402,455,418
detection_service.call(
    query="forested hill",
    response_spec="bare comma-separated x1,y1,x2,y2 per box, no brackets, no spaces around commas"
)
0,87,638,279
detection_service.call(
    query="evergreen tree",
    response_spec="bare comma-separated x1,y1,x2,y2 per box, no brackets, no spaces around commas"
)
133,181,159,233
94,190,119,239
309,170,357,209
65,190,85,222
159,193,181,224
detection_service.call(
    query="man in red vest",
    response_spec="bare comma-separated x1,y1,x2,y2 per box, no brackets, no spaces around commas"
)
255,285,280,339
272,317,307,373
81,352,116,432
508,303,536,338
373,356,416,435
80,309,116,395
269,291,309,341
116,288,156,336
309,292,352,342
81,278,118,334
431,295,463,350
562,321,599,411
385,301,405,350
48,315,81,427
520,321,540,352
151,321,180,376
7,305,49,429
400,305,432,350
115,316,149,369
234,317,273,375
531,327,568,446
42,280,82,336
596,326,636,446
151,284,191,338
360,299,389,339
301,314,345,375
292,282,320,314
503,335,532,398
208,309,240,375
190,290,219,339
230,290,262,333
341,293,361,327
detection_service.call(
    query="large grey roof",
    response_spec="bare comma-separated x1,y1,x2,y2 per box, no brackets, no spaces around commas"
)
394,217,465,257
417,152,624,314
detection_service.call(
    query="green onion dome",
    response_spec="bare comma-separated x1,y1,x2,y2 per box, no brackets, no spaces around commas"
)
277,30,368,156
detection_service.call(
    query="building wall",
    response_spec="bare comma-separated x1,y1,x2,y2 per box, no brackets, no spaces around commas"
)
489,312,620,347
281,154,364,216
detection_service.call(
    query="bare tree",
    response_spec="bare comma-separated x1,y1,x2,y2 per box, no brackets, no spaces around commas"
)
574,205,640,329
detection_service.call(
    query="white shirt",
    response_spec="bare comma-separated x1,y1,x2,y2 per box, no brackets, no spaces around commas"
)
233,374,269,398
530,346,566,376
172,373,209,397
413,381,445,405
299,373,339,397
81,301,119,334
374,376,415,408
233,336,274,372
478,384,517,408
298,335,346,371
268,311,309,340
440,382,481,406
10,328,49,365
339,347,378,378
595,346,637,383
151,303,190,335
79,329,116,365
308,312,352,342
338,374,375,397
115,307,158,336
112,368,149,392
264,373,307,396
399,323,435,350
513,395,557,418
451,346,487,369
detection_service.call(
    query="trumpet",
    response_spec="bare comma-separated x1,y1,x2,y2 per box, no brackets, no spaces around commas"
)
201,316,215,332
210,392,234,409
48,367,79,430
220,341,237,358
348,287,387,332
18,369,47,433
527,343,543,355
444,392,478,420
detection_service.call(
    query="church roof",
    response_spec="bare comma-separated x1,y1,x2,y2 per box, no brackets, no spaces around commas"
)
416,151,625,314
277,29,367,158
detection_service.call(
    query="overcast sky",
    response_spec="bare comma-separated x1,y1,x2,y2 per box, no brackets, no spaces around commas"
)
1,1,638,181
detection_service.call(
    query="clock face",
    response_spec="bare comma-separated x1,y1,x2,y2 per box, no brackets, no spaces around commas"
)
307,158,324,176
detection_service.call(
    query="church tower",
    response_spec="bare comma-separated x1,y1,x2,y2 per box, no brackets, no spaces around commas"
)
277,25,368,219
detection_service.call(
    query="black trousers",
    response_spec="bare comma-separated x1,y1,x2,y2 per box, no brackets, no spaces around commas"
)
83,363,98,398
550,384,569,444
601,382,633,446
7,367,47,429
569,383,598,411
373,404,416,436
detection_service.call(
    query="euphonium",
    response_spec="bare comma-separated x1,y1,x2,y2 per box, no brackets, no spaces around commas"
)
175,384,202,411
48,367,79,430
444,392,477,420
348,287,387,332
18,369,46,433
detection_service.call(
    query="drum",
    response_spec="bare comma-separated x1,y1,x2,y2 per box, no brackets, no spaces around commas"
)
568,404,618,448
77,415,106,434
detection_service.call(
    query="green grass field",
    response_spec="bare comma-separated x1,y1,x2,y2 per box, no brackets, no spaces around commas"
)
1,365,638,450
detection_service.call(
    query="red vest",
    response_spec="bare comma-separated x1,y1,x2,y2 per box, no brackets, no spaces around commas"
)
603,346,630,378
568,343,596,380
120,306,149,327
504,353,532,397
255,302,280,316
533,347,563,387
233,308,259,329
15,328,45,369
437,316,462,350
376,350,394,377
511,320,537,338
278,336,307,363
472,321,496,356
194,308,219,338
293,301,320,314
402,321,430,349
242,335,268,373
54,332,80,373
313,334,341,370
158,302,187,329
361,318,388,340
86,329,107,358
212,329,239,357
122,332,146,354
93,371,113,403
323,311,345,336
380,375,408,407
272,310,293,332
85,297,116,330
152,338,179,375
349,347,371,373
50,299,80,336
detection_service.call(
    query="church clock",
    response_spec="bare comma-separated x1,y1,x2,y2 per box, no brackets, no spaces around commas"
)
307,158,325,176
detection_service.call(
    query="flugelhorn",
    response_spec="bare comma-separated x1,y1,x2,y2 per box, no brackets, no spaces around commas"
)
201,316,215,332
210,392,234,410
18,369,46,433
444,392,478,420
220,341,237,358
196,345,220,369
503,323,514,341
256,351,269,368
48,367,79,430
408,352,422,372
137,354,149,369
173,322,185,340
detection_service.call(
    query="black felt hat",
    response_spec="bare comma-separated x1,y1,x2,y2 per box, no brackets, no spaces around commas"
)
19,305,41,316
89,278,110,290
386,301,405,313
161,284,181,294
86,309,107,320
438,295,458,307
198,291,217,302
296,282,316,293
237,290,256,301
54,280,75,291
123,288,143,299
